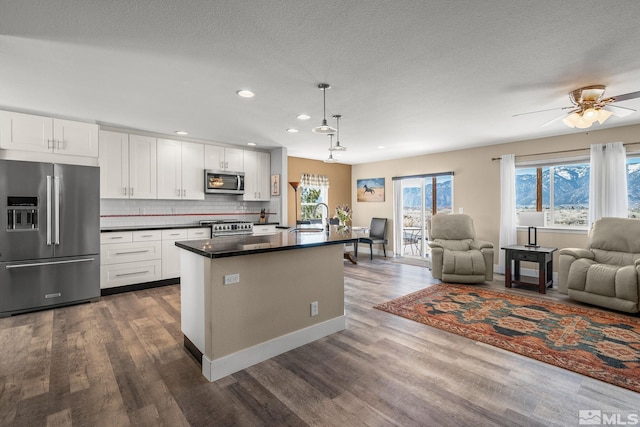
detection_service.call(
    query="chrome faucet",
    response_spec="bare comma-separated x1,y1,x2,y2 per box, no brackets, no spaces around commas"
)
313,203,330,230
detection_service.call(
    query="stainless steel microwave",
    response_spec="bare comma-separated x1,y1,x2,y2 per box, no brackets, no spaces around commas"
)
204,170,245,194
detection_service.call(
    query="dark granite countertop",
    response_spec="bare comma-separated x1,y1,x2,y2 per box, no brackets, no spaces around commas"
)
175,226,357,259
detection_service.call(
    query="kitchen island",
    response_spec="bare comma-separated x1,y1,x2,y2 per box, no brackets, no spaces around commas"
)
176,227,357,381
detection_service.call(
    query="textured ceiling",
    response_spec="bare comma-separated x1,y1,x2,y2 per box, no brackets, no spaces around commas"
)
2,1,640,164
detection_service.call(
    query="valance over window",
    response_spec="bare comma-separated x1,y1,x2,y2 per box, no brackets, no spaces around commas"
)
300,173,330,189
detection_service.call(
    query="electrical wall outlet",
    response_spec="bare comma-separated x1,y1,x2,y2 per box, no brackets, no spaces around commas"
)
224,273,240,285
310,301,319,317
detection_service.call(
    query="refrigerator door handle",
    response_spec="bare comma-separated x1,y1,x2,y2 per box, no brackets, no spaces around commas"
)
6,258,96,270
46,175,52,245
54,176,61,245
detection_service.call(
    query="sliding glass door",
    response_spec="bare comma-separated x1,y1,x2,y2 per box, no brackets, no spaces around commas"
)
395,173,453,260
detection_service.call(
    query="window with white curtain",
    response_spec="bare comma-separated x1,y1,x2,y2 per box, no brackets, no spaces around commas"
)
514,154,639,227
299,173,329,222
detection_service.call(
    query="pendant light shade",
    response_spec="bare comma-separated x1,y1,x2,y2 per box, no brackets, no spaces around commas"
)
324,133,338,163
312,83,337,134
329,114,347,151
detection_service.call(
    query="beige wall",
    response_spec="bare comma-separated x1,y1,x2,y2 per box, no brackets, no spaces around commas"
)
287,157,352,224
351,123,640,268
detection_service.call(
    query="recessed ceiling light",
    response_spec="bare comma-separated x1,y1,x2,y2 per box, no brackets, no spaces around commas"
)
247,142,257,146
237,90,255,98
297,114,311,120
377,146,385,149
175,130,188,135
286,128,299,133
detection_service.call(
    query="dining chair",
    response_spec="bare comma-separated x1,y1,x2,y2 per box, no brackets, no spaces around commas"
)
358,218,388,260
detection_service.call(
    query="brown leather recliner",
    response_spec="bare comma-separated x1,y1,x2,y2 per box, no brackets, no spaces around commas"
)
427,214,494,284
559,217,640,313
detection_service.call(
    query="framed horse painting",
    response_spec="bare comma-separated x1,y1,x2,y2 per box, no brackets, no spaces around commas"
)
357,177,385,202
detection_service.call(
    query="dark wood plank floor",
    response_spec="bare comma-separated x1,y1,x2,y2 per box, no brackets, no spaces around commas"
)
1,257,638,426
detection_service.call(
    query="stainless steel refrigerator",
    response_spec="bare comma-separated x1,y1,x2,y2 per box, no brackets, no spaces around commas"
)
0,159,100,316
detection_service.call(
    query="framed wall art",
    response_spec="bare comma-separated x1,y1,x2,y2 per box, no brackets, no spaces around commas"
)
357,177,385,202
271,174,280,196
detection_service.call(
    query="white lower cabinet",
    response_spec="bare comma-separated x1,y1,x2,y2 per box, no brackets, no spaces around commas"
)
101,227,211,288
161,229,188,279
100,230,162,289
161,227,210,279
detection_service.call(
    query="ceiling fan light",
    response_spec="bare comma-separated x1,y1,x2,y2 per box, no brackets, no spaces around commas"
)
562,116,576,128
574,118,592,129
597,109,613,124
582,108,598,123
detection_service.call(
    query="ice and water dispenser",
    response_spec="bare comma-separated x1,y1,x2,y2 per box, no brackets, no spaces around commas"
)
7,196,39,231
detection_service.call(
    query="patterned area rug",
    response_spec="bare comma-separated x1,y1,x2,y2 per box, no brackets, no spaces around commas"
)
374,284,640,393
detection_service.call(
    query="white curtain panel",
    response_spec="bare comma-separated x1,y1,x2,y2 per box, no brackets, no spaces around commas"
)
588,142,628,227
498,154,517,273
393,179,403,256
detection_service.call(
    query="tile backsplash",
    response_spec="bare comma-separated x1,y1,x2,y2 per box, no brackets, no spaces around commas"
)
100,195,280,228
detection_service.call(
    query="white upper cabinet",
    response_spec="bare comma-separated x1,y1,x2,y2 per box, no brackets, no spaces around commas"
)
181,141,205,200
99,131,157,199
157,139,204,200
0,110,98,157
204,145,244,172
243,151,271,201
128,135,158,199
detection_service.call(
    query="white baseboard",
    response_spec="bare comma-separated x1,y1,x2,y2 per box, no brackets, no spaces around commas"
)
202,315,346,382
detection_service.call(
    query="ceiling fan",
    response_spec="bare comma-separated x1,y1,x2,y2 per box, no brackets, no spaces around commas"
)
514,85,640,128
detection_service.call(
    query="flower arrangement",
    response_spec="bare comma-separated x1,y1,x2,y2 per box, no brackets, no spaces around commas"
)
335,204,352,225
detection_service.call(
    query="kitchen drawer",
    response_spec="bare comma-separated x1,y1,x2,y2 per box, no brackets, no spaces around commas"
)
512,251,542,263
133,230,162,241
162,229,188,240
187,227,210,240
100,259,162,288
252,224,277,235
100,231,133,244
100,241,162,265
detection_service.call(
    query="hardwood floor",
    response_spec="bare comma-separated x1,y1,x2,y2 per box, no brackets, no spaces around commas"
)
1,257,638,426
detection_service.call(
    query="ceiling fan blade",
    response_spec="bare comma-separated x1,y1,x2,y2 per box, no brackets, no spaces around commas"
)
513,106,573,117
611,91,640,103
604,104,636,117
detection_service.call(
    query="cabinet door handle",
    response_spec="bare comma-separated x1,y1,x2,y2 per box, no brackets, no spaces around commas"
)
115,270,150,277
109,236,124,240
47,139,54,149
130,187,134,196
176,189,181,196
56,139,63,150
114,249,151,255
140,234,154,238
123,187,127,196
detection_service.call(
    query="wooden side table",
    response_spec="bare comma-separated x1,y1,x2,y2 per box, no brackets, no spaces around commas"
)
501,245,557,294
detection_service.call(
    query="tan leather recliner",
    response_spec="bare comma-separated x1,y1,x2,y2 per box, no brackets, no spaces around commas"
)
428,214,494,284
558,217,640,313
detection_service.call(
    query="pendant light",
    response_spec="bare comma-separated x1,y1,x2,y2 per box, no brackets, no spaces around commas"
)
312,83,337,134
329,114,346,151
324,133,338,163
